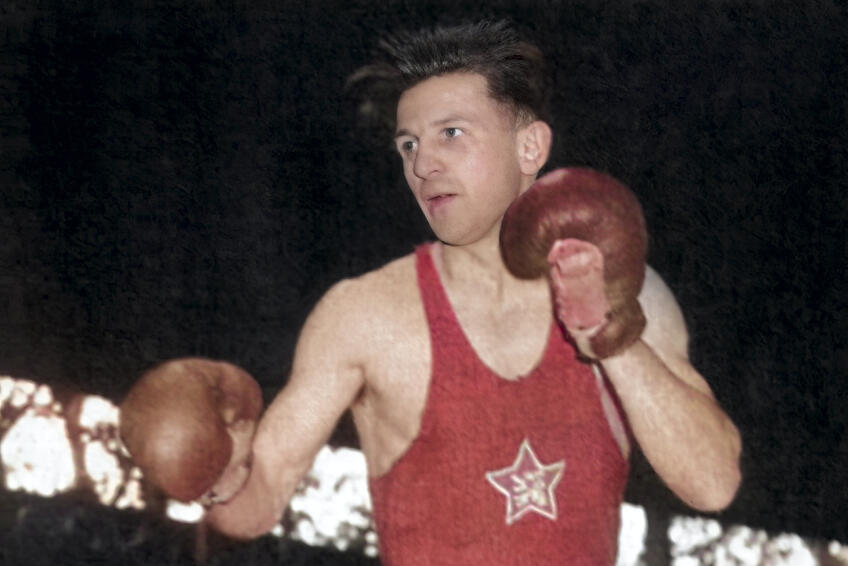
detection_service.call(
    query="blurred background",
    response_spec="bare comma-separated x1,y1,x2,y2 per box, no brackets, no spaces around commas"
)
1,1,846,564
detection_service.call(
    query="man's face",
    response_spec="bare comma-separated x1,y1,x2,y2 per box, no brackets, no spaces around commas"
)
394,73,526,246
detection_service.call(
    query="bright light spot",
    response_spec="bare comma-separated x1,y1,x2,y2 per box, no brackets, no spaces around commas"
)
1,407,76,496
78,395,120,428
84,441,123,503
33,384,53,406
114,474,145,510
292,515,318,545
10,379,36,407
717,526,766,565
830,541,848,562
0,376,15,403
167,499,205,523
670,517,826,566
288,445,375,553
72,393,144,508
617,503,647,566
670,515,724,556
762,533,816,565
363,531,379,558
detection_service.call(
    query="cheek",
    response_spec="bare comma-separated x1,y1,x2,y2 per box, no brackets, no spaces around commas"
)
472,154,522,201
404,170,423,200
476,141,521,180
399,161,416,189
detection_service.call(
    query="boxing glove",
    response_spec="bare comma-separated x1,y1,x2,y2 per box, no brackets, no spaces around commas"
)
500,167,648,359
119,358,262,503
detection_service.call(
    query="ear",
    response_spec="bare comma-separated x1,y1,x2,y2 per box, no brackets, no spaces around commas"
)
516,120,552,176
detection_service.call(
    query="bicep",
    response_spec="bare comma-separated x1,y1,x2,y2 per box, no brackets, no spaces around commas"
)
251,280,367,488
638,266,715,397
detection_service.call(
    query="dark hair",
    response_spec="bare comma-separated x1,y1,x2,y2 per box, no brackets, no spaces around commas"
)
347,20,550,137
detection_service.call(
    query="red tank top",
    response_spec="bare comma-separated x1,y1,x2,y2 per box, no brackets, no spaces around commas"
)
368,243,629,566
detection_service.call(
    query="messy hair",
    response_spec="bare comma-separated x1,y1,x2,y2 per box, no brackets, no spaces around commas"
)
347,20,550,137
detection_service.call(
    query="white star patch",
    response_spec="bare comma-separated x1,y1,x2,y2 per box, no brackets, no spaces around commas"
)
485,439,566,525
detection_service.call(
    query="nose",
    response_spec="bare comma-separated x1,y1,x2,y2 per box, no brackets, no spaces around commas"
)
412,141,441,180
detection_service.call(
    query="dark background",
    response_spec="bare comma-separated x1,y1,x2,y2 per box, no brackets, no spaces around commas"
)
1,0,846,563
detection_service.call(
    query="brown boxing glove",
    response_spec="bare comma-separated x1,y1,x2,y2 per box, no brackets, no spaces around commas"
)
119,358,263,503
500,167,648,359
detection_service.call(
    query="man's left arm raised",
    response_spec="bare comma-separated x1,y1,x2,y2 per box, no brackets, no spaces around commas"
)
600,266,742,512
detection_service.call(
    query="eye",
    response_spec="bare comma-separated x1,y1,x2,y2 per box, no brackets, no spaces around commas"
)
443,127,463,139
397,139,417,154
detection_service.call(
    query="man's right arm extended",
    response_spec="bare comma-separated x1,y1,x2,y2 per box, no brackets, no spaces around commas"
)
204,279,368,539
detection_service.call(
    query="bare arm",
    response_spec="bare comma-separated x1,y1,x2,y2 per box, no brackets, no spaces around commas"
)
600,267,742,511
205,279,367,539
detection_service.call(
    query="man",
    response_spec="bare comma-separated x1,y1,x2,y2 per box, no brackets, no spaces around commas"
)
153,20,740,564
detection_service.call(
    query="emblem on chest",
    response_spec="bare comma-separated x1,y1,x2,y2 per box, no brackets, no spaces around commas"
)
485,439,566,525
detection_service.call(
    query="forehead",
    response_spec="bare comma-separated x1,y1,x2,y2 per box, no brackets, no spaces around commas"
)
396,72,509,131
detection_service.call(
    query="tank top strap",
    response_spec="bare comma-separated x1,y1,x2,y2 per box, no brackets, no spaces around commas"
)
414,242,468,358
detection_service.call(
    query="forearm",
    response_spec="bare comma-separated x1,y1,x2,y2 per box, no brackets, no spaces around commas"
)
204,436,305,539
602,340,742,511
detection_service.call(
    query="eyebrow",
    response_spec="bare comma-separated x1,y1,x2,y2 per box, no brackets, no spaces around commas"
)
393,128,413,140
394,115,471,139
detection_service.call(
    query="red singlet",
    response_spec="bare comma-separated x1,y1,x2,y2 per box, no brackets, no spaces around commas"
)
369,243,629,566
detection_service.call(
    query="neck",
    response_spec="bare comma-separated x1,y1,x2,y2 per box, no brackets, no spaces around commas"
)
436,230,543,306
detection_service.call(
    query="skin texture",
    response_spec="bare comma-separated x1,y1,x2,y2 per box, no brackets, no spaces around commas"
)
500,167,649,359
119,358,262,503
198,71,741,539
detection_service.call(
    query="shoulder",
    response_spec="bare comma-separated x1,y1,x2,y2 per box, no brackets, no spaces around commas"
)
316,252,418,323
638,266,690,359
635,267,717,397
351,251,419,306
295,251,420,366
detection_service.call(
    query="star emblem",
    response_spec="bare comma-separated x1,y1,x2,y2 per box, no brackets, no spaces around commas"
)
485,439,566,525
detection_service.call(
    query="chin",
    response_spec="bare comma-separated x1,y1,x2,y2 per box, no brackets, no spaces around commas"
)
433,230,471,247
443,222,500,246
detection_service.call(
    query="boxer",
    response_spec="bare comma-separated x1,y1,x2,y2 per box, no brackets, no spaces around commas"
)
125,21,741,566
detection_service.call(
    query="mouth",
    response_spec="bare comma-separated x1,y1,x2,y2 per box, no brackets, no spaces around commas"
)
425,194,456,213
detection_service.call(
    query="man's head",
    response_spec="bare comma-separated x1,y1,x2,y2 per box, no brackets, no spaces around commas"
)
351,21,554,246
394,71,552,245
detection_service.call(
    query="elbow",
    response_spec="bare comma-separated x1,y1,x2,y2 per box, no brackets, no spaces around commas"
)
686,431,743,513
204,507,278,541
204,489,284,540
687,463,741,513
